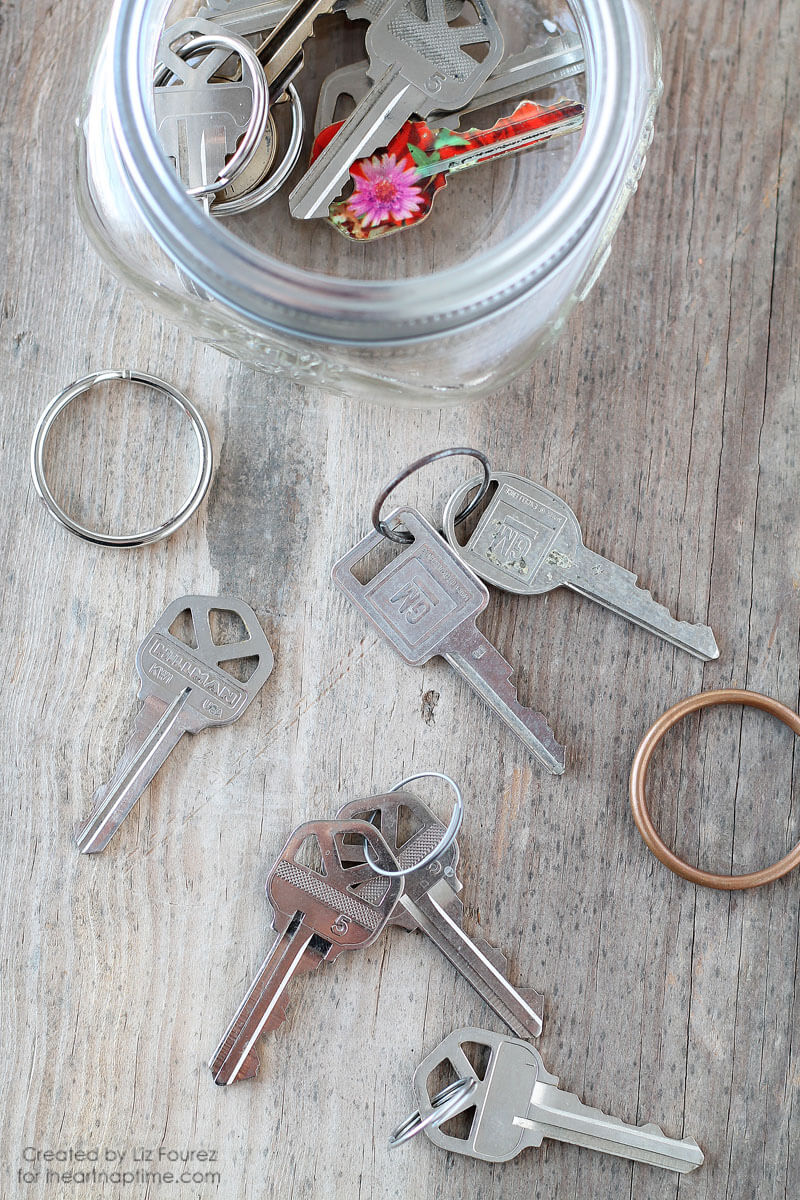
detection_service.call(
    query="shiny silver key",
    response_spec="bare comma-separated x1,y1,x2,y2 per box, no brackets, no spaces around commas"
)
210,818,401,1084
332,507,565,773
290,0,504,218
75,595,274,854
410,1028,704,1171
336,791,544,1037
154,24,263,198
443,472,719,660
314,30,584,136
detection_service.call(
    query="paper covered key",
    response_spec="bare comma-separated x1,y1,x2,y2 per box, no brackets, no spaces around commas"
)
316,99,584,240
407,1027,704,1171
332,506,565,773
443,472,720,660
75,595,274,854
336,790,544,1037
289,0,504,218
210,818,401,1084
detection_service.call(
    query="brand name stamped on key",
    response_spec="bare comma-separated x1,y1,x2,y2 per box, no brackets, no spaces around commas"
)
365,542,479,656
143,637,245,709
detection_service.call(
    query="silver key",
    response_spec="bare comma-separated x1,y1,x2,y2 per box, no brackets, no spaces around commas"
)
290,0,504,218
153,22,270,201
314,30,584,137
336,791,544,1037
443,472,719,660
75,595,274,854
409,1027,705,1171
332,506,565,773
209,818,401,1084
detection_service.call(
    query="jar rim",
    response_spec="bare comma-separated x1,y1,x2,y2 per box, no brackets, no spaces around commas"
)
111,0,648,341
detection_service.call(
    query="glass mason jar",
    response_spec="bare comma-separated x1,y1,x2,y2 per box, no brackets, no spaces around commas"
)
77,0,661,404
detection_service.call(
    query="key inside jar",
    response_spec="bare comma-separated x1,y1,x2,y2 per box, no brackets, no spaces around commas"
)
153,0,587,274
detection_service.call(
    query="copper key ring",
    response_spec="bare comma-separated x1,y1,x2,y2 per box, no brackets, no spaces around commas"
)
630,688,800,890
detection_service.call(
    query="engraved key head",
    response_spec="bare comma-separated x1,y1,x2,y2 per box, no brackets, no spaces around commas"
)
443,471,584,596
336,790,460,920
412,1027,555,1161
332,506,489,666
368,0,504,110
267,819,402,952
135,594,274,726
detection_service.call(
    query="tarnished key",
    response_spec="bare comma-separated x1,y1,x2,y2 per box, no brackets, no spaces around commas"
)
443,472,719,660
314,30,585,136
290,0,504,218
409,1027,705,1171
332,506,565,773
336,791,544,1037
75,595,274,854
210,818,401,1084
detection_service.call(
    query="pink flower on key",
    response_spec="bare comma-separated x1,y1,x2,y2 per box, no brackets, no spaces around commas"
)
348,152,424,227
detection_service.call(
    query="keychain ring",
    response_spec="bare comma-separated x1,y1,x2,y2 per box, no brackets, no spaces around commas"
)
212,84,305,215
388,1077,477,1148
372,448,491,544
154,31,270,197
30,370,213,548
630,689,800,890
363,772,464,878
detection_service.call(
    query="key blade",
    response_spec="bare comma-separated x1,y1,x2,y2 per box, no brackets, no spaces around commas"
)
442,626,565,773
520,1081,705,1173
405,882,543,1037
210,920,322,1084
568,547,719,660
75,691,194,854
290,69,419,218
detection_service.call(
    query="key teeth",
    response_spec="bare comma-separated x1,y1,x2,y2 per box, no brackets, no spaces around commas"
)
628,579,720,661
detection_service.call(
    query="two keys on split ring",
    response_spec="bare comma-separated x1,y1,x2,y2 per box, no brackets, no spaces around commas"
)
333,449,720,774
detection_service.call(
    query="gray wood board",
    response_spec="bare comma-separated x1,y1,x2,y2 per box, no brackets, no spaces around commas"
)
1,0,798,1197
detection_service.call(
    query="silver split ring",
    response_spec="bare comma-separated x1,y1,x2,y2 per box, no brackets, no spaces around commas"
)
388,1077,477,1149
363,772,464,878
30,370,213,548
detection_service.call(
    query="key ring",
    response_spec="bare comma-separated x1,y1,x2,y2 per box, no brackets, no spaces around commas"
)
630,689,800,890
388,1077,477,1148
372,448,491,544
212,84,305,215
154,31,270,197
30,370,213,548
363,772,463,878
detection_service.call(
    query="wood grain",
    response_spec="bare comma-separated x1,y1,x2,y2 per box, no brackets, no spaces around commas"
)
1,0,799,1197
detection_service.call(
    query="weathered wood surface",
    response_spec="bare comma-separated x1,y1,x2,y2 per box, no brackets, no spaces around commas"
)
1,0,799,1197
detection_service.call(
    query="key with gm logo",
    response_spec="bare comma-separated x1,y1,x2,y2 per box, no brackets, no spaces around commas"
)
332,506,565,774
442,472,719,661
75,594,274,854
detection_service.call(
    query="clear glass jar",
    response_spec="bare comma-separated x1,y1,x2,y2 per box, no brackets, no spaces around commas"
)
77,0,661,403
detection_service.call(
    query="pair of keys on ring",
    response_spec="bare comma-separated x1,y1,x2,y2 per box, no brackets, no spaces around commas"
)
333,449,720,776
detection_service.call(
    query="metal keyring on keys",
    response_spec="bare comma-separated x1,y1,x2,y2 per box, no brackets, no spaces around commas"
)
630,689,800,890
388,1077,478,1149
372,448,491,544
30,370,213,548
153,30,270,197
363,772,464,878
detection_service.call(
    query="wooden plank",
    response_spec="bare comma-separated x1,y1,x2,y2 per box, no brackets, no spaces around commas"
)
0,0,798,1196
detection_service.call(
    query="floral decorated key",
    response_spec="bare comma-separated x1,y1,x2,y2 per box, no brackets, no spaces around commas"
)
313,98,584,241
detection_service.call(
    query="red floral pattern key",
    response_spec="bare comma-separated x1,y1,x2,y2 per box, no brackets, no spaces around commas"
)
313,99,585,241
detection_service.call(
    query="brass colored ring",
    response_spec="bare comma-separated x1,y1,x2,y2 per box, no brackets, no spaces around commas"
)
630,688,800,890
